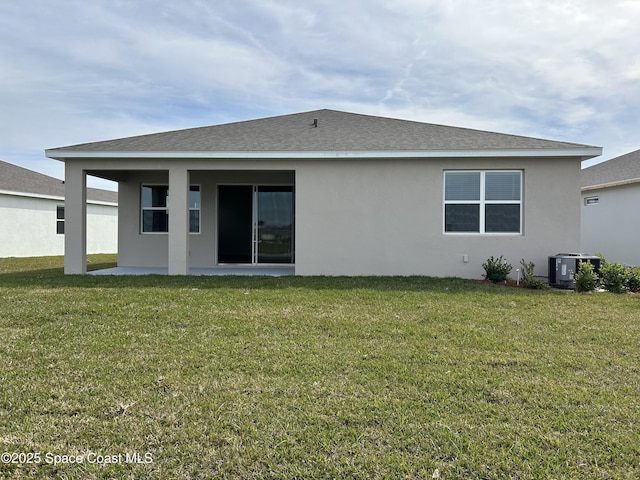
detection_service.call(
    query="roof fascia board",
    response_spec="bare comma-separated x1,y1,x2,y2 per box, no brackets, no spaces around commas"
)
0,189,64,201
0,189,117,206
82,199,119,206
47,147,602,160
582,177,640,191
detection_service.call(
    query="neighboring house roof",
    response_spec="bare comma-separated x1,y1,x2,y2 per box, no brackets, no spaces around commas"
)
0,160,118,204
46,109,601,160
581,149,640,191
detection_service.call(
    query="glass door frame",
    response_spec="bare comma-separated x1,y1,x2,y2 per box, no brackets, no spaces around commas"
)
217,184,295,265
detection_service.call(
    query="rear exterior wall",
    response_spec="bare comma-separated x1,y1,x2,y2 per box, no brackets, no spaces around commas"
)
113,156,581,278
295,157,580,278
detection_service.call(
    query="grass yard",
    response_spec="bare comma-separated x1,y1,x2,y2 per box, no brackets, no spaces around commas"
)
0,255,639,479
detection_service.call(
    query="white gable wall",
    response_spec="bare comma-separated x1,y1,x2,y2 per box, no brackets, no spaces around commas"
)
0,192,117,257
0,194,64,257
86,202,118,255
581,183,640,266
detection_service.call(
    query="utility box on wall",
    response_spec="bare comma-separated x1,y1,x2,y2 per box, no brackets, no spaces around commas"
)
548,253,601,289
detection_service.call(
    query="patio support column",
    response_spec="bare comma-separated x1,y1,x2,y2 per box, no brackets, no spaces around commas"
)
168,167,189,275
64,161,87,274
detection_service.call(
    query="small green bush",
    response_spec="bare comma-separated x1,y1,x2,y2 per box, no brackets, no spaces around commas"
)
482,255,512,283
519,259,549,289
627,266,640,292
574,261,599,293
520,259,535,283
600,262,630,293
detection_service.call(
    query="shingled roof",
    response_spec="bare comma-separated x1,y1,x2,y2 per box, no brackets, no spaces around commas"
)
0,160,118,204
581,149,640,190
46,109,599,157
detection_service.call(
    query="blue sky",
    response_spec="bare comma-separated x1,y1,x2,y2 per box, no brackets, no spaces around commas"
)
1,0,639,190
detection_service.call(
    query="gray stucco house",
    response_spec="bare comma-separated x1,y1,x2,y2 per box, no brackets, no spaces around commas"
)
45,109,601,277
581,149,640,266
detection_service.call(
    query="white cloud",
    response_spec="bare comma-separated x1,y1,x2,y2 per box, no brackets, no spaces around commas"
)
1,0,640,188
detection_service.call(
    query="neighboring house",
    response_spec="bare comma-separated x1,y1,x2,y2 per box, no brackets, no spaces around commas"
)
0,159,118,258
45,109,601,277
581,149,640,266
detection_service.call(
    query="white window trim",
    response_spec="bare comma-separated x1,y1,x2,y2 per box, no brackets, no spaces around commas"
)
443,170,523,235
140,184,201,235
189,184,201,235
141,184,168,234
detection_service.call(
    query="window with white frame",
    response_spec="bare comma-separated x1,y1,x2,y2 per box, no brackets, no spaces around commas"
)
141,184,202,234
141,185,169,233
444,171,522,234
189,185,201,234
584,196,599,206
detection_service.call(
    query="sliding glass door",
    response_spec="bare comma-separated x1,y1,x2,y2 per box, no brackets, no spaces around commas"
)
218,185,294,264
256,186,294,264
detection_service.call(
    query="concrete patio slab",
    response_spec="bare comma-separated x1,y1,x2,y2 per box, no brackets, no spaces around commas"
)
88,266,295,276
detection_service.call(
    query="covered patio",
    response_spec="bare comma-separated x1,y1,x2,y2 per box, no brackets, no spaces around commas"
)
53,164,296,276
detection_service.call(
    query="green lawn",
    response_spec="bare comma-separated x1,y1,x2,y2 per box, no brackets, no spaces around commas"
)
0,255,638,479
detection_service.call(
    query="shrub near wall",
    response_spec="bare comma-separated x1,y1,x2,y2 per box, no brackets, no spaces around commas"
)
601,262,630,293
628,267,640,292
519,259,549,290
574,261,599,293
482,255,512,283
597,257,640,293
